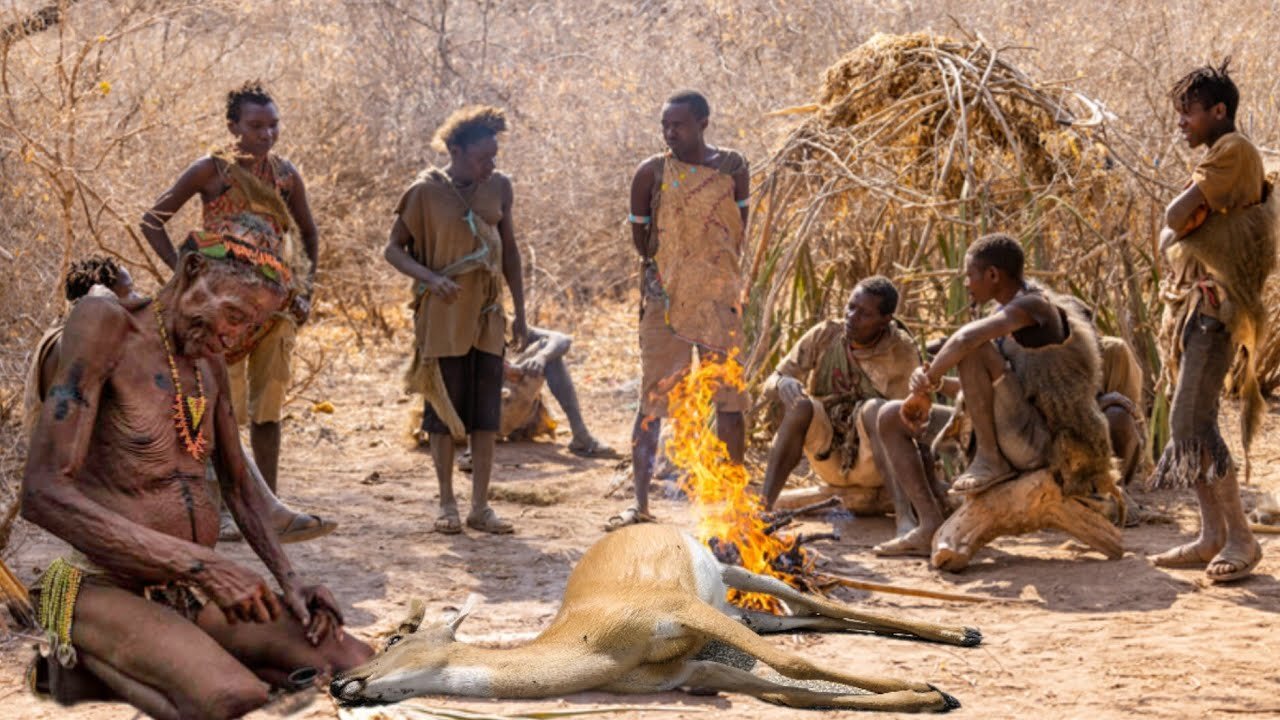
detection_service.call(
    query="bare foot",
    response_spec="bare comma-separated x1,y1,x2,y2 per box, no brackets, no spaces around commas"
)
873,527,935,557
1149,538,1222,568
1206,539,1262,583
951,453,1016,494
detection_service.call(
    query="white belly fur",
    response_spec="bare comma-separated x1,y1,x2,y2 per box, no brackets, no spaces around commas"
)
681,532,728,611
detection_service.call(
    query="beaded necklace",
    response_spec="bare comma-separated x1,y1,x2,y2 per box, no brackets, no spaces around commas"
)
153,300,209,460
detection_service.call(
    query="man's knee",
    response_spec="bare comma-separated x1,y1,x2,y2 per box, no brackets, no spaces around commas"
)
181,677,268,720
874,400,907,436
781,396,815,425
958,341,1005,378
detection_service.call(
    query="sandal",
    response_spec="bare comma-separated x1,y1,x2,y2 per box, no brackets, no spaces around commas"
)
568,437,622,460
1206,540,1263,583
604,506,656,532
277,512,339,544
466,506,514,535
218,511,243,542
434,505,463,535
1149,541,1218,568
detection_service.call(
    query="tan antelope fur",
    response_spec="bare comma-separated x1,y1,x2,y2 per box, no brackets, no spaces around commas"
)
331,524,978,712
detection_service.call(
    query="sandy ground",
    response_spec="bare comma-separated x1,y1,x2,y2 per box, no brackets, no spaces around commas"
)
2,300,1279,720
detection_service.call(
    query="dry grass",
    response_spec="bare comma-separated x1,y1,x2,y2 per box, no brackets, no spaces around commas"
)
1,0,1278,549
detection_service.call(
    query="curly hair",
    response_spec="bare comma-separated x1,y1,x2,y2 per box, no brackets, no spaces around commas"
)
1170,58,1239,120
431,105,507,153
64,255,122,302
966,233,1025,281
226,80,275,122
854,275,899,316
665,90,711,120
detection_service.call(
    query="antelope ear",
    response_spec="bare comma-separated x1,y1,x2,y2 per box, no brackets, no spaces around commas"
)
398,598,426,635
441,593,481,633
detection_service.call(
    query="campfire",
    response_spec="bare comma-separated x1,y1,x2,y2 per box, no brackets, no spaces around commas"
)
664,357,838,612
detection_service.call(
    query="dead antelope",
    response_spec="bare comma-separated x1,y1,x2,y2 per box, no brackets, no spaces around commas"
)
331,524,978,712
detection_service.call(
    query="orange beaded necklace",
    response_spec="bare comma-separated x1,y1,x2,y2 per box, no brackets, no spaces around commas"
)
154,301,209,461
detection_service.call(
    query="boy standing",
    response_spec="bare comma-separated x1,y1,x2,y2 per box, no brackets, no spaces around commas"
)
1150,60,1275,582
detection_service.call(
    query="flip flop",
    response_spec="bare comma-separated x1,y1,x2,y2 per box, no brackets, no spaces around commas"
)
568,437,622,460
466,506,514,535
277,512,339,544
1149,542,1216,569
434,506,463,535
1206,540,1263,583
218,512,243,542
604,506,656,532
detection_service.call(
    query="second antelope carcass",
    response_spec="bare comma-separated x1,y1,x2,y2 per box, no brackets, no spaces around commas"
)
332,524,979,712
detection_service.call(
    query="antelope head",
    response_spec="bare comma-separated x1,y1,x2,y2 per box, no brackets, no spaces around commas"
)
330,595,479,704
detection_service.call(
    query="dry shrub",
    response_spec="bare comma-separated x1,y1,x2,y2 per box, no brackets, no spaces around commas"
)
746,32,1152,376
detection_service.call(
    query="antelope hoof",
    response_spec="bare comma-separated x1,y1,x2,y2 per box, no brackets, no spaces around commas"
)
961,626,983,646
330,677,365,703
929,684,962,711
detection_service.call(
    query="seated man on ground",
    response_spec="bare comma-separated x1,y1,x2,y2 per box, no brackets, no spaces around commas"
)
473,325,618,454
760,276,953,529
885,234,1114,555
23,255,335,545
22,240,371,719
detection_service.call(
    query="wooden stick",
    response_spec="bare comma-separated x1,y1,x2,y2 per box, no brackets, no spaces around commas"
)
1249,523,1280,535
820,574,1032,604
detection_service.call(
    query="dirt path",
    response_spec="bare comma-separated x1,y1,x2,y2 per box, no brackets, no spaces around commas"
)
2,301,1278,719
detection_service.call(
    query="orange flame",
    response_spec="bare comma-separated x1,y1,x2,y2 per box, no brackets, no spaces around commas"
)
664,355,812,612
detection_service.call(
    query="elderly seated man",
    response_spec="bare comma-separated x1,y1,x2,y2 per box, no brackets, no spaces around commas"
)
759,276,954,537
22,236,370,720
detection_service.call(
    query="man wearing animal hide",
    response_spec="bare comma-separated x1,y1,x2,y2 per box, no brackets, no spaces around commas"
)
888,234,1116,556
1149,59,1275,582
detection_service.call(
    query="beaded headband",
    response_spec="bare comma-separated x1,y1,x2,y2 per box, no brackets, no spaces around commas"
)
181,230,291,286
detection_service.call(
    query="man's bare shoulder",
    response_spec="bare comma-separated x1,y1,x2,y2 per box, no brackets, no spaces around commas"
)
490,171,514,192
633,154,664,180
61,297,135,362
711,147,748,175
1007,290,1055,314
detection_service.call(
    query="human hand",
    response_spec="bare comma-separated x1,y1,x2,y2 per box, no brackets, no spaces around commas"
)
511,316,529,351
519,354,547,378
290,295,312,326
424,273,461,303
200,558,283,625
282,582,346,646
899,393,932,436
777,377,806,407
908,366,937,396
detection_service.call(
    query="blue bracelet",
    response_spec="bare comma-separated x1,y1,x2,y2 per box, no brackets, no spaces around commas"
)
628,214,652,225
735,198,749,208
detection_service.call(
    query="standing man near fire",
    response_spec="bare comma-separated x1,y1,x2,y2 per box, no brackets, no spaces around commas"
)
386,106,529,535
1149,60,1275,582
607,91,750,530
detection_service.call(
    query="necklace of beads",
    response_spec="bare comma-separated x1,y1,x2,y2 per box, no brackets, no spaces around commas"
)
154,300,209,461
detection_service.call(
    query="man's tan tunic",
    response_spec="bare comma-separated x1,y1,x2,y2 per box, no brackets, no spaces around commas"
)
765,320,918,494
396,168,507,362
639,150,747,416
